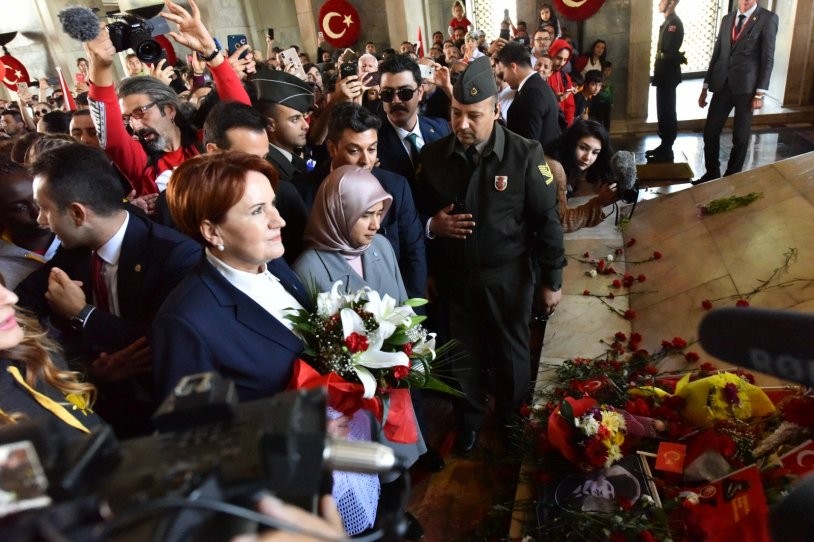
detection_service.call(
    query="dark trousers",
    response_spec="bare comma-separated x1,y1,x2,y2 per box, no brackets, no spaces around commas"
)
656,84,678,148
442,259,534,432
703,86,755,176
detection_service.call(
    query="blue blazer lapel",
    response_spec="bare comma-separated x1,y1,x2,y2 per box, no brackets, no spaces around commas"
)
200,259,304,352
117,214,149,316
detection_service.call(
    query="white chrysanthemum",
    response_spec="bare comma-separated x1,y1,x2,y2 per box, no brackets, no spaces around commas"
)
578,414,600,436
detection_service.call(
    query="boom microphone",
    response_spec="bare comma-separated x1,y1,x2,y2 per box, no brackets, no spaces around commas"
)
609,150,639,204
698,307,814,386
58,6,101,42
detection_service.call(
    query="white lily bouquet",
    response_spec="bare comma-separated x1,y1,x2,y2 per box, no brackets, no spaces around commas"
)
286,281,460,444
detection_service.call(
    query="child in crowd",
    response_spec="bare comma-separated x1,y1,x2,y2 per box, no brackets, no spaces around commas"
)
447,1,472,37
591,61,614,131
575,69,603,121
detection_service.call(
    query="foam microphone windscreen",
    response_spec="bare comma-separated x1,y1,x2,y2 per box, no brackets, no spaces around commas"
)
58,6,100,42
610,150,637,192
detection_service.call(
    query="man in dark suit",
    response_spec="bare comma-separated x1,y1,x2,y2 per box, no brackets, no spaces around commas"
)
291,102,427,302
16,144,200,436
647,0,684,163
693,0,778,184
495,41,561,151
376,54,450,186
252,70,314,181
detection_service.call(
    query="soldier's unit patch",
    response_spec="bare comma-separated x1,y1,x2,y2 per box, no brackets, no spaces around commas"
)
494,175,508,191
538,163,553,185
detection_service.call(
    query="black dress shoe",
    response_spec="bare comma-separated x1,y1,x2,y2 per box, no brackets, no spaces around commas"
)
456,430,478,454
645,145,665,157
691,172,720,185
647,150,674,163
403,512,425,541
415,447,445,472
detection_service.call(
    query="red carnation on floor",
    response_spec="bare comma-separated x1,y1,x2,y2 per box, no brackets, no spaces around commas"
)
612,279,622,288
637,274,647,282
701,299,713,310
685,351,700,362
607,292,615,299
615,247,623,255
624,309,636,320
653,251,663,259
736,299,750,307
672,336,687,348
583,289,591,295
583,251,590,257
597,259,606,270
393,365,409,380
614,331,627,342
700,362,717,371
626,238,636,248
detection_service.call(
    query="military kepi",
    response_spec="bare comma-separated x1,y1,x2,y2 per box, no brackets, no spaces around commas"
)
252,69,314,113
452,56,498,104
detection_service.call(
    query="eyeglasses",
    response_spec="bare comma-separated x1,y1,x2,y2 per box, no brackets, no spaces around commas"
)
34,109,49,116
122,101,157,124
379,87,418,103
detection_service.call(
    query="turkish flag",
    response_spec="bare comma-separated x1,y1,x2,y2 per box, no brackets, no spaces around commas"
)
781,440,814,478
1,53,31,91
318,0,361,49
0,58,5,82
552,0,606,21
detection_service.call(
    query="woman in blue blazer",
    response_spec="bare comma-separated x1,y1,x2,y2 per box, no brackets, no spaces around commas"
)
152,153,310,401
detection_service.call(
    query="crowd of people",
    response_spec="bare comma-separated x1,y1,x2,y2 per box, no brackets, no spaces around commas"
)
0,0,778,538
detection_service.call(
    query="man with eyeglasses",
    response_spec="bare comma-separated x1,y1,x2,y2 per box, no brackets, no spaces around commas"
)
84,0,250,197
376,55,450,187
531,27,553,68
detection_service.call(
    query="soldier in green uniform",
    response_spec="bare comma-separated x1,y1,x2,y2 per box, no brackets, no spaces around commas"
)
415,57,565,453
647,0,685,163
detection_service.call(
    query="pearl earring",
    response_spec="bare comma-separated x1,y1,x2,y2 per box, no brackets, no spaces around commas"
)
217,243,225,252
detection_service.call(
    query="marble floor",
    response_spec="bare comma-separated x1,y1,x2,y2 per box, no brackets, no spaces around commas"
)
408,129,814,541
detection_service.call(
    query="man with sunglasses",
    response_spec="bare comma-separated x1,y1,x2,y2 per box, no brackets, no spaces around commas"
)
376,55,450,187
84,0,250,197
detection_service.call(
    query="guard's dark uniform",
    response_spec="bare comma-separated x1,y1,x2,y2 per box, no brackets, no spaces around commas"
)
416,59,565,434
652,11,684,154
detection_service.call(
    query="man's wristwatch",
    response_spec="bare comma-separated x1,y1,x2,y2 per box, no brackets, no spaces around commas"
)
70,304,96,331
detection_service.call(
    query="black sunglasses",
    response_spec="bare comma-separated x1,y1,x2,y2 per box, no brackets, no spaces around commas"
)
379,87,418,103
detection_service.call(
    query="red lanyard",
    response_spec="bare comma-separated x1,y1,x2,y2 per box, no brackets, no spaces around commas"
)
731,13,750,43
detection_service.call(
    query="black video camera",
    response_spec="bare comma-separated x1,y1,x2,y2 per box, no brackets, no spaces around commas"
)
107,13,164,64
1,373,403,541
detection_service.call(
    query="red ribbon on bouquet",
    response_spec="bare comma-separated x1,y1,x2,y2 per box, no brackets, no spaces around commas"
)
288,359,418,444
547,396,598,466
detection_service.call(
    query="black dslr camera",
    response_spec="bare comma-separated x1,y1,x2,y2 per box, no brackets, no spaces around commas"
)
107,13,164,64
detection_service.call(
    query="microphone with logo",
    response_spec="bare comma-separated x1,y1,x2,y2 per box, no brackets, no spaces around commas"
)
698,307,814,541
697,307,814,387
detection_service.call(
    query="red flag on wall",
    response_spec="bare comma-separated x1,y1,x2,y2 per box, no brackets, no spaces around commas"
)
318,0,361,48
416,26,425,57
552,0,606,21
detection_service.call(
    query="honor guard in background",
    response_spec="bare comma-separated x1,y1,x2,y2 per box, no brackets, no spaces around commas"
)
415,57,566,454
647,0,684,163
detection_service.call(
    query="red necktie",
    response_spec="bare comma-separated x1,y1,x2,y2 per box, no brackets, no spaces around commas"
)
91,252,110,312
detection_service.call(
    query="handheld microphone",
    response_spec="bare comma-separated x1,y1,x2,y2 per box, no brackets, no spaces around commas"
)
698,307,814,386
609,150,639,204
324,438,405,474
58,6,101,42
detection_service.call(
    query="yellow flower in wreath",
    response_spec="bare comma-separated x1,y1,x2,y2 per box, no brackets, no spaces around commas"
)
674,372,775,426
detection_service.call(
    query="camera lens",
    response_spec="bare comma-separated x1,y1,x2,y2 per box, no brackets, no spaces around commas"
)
137,39,164,63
